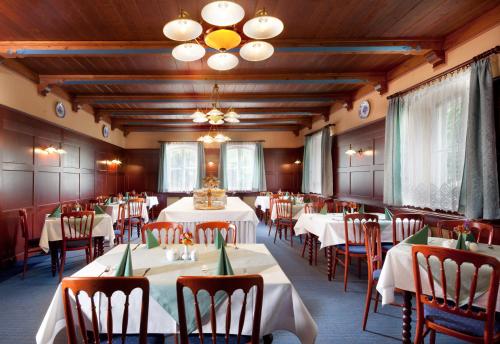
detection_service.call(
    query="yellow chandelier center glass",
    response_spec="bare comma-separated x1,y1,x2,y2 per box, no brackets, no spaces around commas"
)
204,29,241,51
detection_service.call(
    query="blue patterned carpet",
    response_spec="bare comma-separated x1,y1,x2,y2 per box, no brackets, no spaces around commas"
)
0,222,462,343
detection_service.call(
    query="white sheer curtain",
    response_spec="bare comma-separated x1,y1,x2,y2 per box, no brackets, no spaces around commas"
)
164,142,199,192
305,132,322,194
226,143,257,191
399,68,471,211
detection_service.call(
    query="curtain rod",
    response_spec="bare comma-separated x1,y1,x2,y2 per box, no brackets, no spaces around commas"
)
305,123,335,137
387,46,499,100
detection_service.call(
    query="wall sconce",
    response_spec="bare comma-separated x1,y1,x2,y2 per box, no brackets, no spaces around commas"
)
345,144,363,157
207,161,215,167
111,159,122,165
293,160,302,164
35,145,66,155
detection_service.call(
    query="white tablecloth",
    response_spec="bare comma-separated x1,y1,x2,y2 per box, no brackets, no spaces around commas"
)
157,197,260,243
270,203,305,221
104,203,150,223
36,244,317,344
146,196,159,209
39,214,115,253
294,213,392,249
376,237,500,311
254,195,270,211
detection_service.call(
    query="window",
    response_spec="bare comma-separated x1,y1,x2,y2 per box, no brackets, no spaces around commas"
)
226,143,257,191
398,68,470,211
303,131,323,194
164,143,199,192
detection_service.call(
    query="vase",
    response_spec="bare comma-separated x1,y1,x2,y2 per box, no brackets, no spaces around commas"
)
182,245,190,261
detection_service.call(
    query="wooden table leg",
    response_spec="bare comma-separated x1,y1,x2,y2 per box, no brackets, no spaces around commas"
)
48,241,60,277
93,237,104,259
263,334,273,344
327,246,332,281
308,234,313,266
402,291,412,344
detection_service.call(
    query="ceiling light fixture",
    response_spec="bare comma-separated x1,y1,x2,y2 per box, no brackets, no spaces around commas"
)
191,84,241,125
163,3,283,70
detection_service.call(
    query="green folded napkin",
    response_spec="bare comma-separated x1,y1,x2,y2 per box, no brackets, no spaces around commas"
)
48,205,62,218
146,229,160,249
216,244,234,276
384,207,393,221
94,205,105,215
214,229,225,249
319,205,328,215
404,225,429,245
359,204,365,214
342,207,347,216
125,192,130,197
105,198,112,205
456,233,468,250
114,243,133,277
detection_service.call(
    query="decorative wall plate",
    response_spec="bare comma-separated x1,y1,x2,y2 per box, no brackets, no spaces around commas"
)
55,101,66,118
359,100,370,119
102,125,110,138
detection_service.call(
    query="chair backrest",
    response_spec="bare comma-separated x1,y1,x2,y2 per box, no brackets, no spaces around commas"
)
195,221,237,245
392,213,425,244
60,211,95,242
18,208,29,240
116,203,126,235
176,275,263,344
86,199,98,211
411,245,500,341
436,220,466,239
259,191,267,196
334,200,358,213
344,213,379,246
275,199,293,219
141,222,184,244
62,277,149,344
362,222,383,280
127,198,144,218
304,201,324,214
62,203,75,213
469,221,494,246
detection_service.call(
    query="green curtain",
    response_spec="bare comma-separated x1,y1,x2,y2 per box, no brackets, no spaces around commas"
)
321,127,333,196
218,143,228,189
197,142,206,189
157,143,168,192
252,142,267,191
301,135,312,193
383,97,403,206
460,57,500,219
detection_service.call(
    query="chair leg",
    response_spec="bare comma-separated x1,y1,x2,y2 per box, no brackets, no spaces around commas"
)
357,258,362,278
268,219,273,236
344,254,349,292
274,224,279,243
301,233,309,257
59,251,66,282
314,238,318,266
374,289,380,313
22,249,28,279
362,279,374,331
290,227,293,247
414,318,424,344
331,248,338,280
429,330,436,344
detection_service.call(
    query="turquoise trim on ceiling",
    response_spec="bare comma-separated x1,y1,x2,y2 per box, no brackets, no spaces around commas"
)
94,97,334,104
15,45,418,56
110,111,313,116
63,78,367,85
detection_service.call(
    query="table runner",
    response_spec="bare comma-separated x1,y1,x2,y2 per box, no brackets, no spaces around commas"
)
157,197,260,243
377,237,500,311
36,244,318,344
39,214,115,252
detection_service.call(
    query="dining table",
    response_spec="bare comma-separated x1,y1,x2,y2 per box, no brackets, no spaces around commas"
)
39,213,115,276
376,237,500,343
254,195,271,212
145,195,159,209
157,197,260,243
36,243,318,344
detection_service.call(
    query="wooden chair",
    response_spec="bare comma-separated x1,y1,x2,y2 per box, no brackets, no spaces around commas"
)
114,203,128,244
195,221,237,245
301,201,325,264
334,201,359,213
361,221,383,330
18,209,43,278
59,211,94,281
330,213,379,291
61,277,154,344
86,199,99,211
127,198,145,238
61,203,75,213
267,195,279,236
274,199,298,246
176,275,264,344
437,220,494,245
391,212,425,246
141,222,184,245
412,245,500,344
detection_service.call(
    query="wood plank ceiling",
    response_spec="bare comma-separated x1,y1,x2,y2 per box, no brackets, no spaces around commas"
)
0,0,498,135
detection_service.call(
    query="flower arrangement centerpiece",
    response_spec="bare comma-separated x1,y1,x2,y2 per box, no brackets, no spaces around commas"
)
180,230,194,260
193,176,227,210
454,223,475,250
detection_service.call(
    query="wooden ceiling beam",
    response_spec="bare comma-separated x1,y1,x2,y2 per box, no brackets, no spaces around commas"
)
0,38,443,58
122,124,303,134
74,92,351,105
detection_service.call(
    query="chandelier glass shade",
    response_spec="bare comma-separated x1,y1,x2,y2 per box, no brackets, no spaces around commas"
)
243,9,284,39
172,42,206,61
192,84,241,125
163,11,203,41
201,1,245,26
239,41,274,61
163,3,283,70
